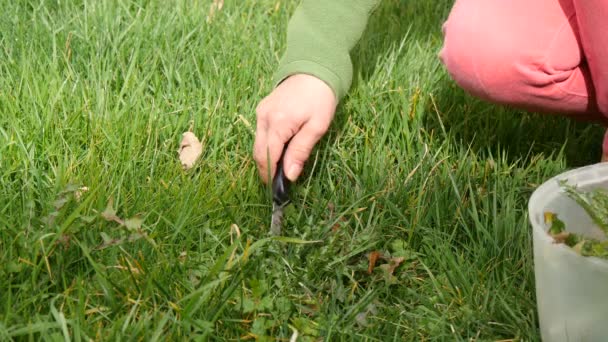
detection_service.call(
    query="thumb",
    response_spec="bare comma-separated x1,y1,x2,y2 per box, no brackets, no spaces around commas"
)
283,122,326,182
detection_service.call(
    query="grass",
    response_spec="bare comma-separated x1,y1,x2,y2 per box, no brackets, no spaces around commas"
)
0,0,605,340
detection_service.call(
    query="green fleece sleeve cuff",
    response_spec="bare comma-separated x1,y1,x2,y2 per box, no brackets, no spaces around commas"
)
273,60,346,101
272,0,380,103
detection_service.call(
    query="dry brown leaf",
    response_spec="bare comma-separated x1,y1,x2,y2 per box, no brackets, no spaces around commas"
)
94,232,145,251
101,198,124,225
230,223,241,244
107,265,141,275
332,216,347,232
124,215,144,231
551,231,571,244
74,186,89,201
572,241,586,254
355,303,378,327
179,251,187,262
327,202,335,216
178,132,203,169
208,0,224,21
85,307,109,315
368,252,406,277
543,211,555,224
355,312,369,327
367,251,381,274
382,256,405,275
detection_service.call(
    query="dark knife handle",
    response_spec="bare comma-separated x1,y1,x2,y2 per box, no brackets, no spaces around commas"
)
272,143,291,206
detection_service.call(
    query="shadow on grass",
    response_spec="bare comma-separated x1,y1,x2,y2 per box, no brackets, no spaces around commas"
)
344,0,604,168
425,73,605,168
350,0,452,86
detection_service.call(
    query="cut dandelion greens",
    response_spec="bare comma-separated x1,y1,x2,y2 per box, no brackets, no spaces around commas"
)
545,183,608,259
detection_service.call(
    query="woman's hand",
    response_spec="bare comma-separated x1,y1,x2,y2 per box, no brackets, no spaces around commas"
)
253,74,337,183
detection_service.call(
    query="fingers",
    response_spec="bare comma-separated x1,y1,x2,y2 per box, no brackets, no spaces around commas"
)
282,121,327,182
254,103,294,184
252,74,337,184
253,117,271,183
264,130,290,182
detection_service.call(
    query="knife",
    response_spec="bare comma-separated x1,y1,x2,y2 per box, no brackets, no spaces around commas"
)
270,143,291,235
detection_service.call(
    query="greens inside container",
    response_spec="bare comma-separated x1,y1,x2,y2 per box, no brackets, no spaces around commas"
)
545,181,608,259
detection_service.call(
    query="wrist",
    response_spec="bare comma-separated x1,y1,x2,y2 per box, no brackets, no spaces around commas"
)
273,60,344,102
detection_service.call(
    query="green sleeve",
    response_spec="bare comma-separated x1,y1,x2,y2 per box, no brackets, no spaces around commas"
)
273,0,380,102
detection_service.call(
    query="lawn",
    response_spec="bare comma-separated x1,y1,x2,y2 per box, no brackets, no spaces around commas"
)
1,0,605,340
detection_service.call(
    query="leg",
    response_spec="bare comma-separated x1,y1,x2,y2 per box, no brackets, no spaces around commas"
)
439,0,603,121
572,0,608,117
571,0,608,160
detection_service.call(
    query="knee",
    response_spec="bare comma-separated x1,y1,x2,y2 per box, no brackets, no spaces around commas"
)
438,3,487,99
598,95,608,117
438,8,574,107
438,17,525,104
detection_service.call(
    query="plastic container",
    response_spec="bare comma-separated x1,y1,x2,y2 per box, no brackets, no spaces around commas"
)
529,163,608,341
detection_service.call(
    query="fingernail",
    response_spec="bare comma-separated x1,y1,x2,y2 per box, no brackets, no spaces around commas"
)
286,164,302,181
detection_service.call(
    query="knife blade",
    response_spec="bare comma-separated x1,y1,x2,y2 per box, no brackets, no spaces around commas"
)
270,143,291,235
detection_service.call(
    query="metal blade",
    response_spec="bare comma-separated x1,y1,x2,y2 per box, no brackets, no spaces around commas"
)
270,202,284,235
269,142,291,235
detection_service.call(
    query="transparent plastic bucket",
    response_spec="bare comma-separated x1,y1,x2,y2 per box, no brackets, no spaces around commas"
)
529,163,608,341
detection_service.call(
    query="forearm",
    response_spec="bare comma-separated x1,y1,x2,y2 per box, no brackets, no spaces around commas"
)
273,0,380,101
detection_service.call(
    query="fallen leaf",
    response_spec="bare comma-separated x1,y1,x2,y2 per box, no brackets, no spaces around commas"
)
230,223,241,244
368,251,381,274
74,186,89,201
332,216,348,232
355,303,378,327
168,301,181,312
94,232,146,251
545,211,566,235
95,237,124,251
101,198,124,225
107,265,141,274
79,215,96,223
207,0,224,21
377,256,405,284
85,307,109,315
126,232,145,243
60,183,81,194
327,202,335,216
355,312,369,327
543,211,554,224
178,132,203,169
55,234,71,249
572,241,586,254
551,231,571,244
179,251,187,262
382,256,405,275
42,211,59,226
100,232,112,243
124,216,144,230
189,270,202,287
53,197,69,210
